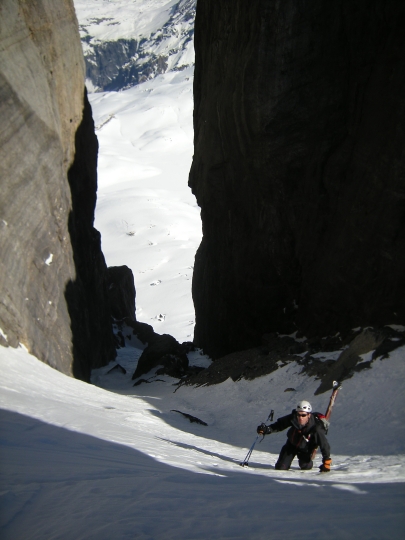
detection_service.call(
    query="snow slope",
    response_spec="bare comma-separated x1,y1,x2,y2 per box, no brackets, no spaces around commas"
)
89,67,199,342
75,0,199,342
1,342,404,539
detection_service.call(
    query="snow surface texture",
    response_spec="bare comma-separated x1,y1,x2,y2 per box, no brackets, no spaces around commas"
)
1,342,405,539
89,66,200,343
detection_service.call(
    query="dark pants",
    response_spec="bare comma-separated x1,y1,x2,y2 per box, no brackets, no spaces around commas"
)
275,441,313,470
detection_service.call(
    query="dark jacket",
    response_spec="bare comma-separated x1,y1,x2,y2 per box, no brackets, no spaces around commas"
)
270,411,331,460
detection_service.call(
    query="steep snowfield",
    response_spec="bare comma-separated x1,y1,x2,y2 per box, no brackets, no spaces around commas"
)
89,67,199,343
76,0,199,341
1,342,404,539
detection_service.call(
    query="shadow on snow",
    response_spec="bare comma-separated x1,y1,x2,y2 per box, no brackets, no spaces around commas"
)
1,409,404,540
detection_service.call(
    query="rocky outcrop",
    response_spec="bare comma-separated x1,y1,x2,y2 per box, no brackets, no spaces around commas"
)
106,266,136,321
132,333,189,380
314,327,393,395
181,326,405,389
189,0,405,358
0,0,115,380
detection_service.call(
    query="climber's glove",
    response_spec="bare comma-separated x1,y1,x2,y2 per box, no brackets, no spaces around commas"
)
319,458,332,473
257,423,273,435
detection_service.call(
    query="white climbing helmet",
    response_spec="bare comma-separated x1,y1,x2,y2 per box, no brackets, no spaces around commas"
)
296,400,312,413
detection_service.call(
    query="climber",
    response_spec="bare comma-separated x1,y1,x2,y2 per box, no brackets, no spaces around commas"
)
257,400,332,472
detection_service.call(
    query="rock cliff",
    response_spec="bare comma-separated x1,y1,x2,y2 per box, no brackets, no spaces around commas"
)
0,0,115,379
189,0,405,358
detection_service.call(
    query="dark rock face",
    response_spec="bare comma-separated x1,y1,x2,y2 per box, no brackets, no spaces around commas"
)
189,0,405,358
106,266,136,321
314,327,401,395
65,91,116,381
84,39,141,92
181,326,405,390
132,334,189,380
0,0,115,379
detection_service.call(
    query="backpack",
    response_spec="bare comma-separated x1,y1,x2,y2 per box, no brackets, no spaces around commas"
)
313,412,330,434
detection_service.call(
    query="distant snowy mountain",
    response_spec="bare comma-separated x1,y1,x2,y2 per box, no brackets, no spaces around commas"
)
74,0,196,91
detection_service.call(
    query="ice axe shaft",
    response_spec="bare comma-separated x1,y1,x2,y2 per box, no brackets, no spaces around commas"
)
240,409,274,467
311,381,342,460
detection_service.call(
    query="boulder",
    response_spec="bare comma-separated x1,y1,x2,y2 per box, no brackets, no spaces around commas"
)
132,334,189,380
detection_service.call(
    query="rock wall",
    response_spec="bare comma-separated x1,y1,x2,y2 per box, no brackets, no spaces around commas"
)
84,39,141,92
189,0,405,358
0,0,115,379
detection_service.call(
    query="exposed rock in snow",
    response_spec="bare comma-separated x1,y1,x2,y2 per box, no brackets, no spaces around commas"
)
132,333,189,380
181,326,405,389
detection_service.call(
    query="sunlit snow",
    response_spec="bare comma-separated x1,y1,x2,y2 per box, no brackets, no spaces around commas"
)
90,67,200,343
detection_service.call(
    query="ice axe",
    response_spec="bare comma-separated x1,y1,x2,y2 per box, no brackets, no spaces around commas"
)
311,380,342,461
240,409,274,467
